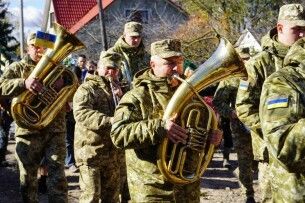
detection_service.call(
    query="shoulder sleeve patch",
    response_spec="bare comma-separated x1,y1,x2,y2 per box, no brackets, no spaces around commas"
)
267,97,289,110
239,80,249,91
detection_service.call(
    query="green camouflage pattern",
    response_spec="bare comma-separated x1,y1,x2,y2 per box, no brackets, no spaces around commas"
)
73,74,120,202
16,132,67,203
0,54,67,202
236,27,290,161
124,21,143,37
259,38,305,202
78,151,120,203
174,181,200,203
73,74,117,166
214,78,254,197
109,35,149,80
111,68,175,202
151,39,182,58
0,54,66,135
278,4,305,26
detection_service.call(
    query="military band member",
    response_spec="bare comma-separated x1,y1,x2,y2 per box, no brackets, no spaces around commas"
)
0,33,68,202
235,4,305,202
214,77,255,202
73,51,122,203
109,21,150,202
110,39,222,202
260,37,305,202
109,21,149,84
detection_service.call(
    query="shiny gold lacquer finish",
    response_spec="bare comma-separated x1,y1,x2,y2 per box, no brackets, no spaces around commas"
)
11,23,85,129
157,38,247,185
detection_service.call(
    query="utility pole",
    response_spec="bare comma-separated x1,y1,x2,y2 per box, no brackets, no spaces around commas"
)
19,0,24,58
41,0,51,32
97,0,108,51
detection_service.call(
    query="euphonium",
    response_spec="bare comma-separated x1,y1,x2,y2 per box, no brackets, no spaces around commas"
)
120,60,132,89
108,77,120,107
11,23,85,129
157,38,247,185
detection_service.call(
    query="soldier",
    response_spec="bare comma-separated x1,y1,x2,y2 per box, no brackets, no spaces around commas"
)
109,21,149,202
110,39,222,202
260,37,305,202
235,4,305,202
73,51,122,203
109,21,149,85
213,48,255,203
0,33,68,202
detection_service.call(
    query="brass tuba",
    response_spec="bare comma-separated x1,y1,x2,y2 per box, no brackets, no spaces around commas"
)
157,38,247,185
11,23,85,129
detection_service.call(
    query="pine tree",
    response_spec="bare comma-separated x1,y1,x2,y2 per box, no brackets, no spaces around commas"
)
0,0,18,66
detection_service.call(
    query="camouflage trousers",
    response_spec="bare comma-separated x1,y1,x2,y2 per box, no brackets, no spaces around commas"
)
15,132,67,203
230,118,254,197
174,181,200,203
258,162,272,202
78,154,120,203
117,150,130,202
268,157,305,202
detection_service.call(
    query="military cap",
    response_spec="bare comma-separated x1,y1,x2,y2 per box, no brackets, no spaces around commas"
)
99,51,122,69
278,4,305,26
151,39,183,58
124,21,143,36
27,32,36,45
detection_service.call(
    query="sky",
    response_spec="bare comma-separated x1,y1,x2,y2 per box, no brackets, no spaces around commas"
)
5,0,44,40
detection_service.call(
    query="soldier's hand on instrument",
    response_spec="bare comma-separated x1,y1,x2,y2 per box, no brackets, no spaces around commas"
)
25,77,43,94
54,77,64,91
165,119,188,144
209,129,223,147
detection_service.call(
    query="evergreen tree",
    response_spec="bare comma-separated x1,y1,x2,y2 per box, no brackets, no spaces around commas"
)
0,0,18,66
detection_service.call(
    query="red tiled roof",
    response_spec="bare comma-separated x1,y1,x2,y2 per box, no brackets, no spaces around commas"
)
53,0,114,34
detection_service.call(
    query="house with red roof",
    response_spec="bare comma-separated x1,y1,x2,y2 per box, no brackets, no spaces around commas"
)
43,0,188,61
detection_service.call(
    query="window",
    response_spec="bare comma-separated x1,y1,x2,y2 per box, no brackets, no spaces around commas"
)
125,9,149,23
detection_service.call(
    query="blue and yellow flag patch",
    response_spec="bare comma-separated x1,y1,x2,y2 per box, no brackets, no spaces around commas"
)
34,31,56,49
239,80,249,91
267,97,288,110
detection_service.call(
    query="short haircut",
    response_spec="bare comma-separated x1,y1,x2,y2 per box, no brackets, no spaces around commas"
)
78,54,86,59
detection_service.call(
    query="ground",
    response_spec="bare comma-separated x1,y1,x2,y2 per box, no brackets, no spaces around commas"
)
0,140,261,203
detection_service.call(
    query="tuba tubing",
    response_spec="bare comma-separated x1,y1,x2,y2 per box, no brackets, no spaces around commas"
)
11,23,85,130
157,38,247,185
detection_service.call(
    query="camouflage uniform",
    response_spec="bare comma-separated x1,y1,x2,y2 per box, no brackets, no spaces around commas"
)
0,54,67,203
214,78,254,198
73,61,120,202
260,37,305,202
109,22,149,82
109,22,149,202
235,27,290,202
111,68,175,202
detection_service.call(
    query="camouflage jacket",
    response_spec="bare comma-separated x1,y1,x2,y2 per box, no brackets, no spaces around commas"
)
259,39,305,201
214,78,239,119
0,55,66,135
110,68,175,201
73,74,117,166
235,28,289,161
109,36,149,80
214,78,249,134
